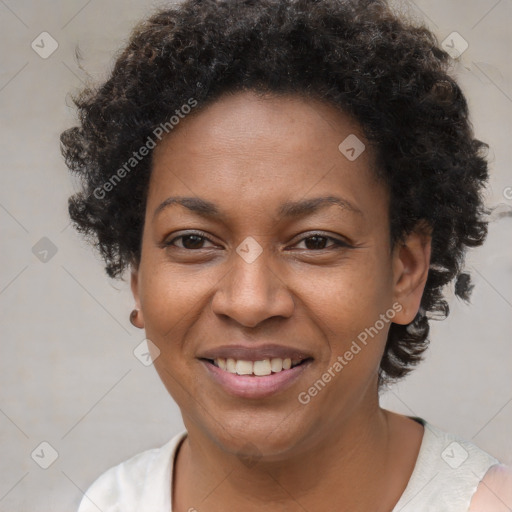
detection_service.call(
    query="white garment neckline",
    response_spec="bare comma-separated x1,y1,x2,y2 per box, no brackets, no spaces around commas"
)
167,417,429,510
78,416,497,512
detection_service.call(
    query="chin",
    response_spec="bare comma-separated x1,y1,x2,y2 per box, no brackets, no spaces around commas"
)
200,410,311,462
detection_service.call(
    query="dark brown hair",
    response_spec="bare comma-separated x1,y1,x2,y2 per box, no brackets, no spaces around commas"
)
60,0,489,386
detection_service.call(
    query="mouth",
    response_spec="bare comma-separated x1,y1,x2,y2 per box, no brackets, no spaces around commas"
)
202,356,311,375
199,356,314,399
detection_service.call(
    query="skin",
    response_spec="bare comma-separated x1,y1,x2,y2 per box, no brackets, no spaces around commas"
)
469,464,512,511
130,91,432,511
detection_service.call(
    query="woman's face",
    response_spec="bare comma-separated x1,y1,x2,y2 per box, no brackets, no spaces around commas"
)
131,91,429,459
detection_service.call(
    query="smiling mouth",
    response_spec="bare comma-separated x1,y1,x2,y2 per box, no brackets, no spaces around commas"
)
200,357,313,376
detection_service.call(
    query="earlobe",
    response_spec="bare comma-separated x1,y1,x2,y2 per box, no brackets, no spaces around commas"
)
392,226,431,325
130,267,145,329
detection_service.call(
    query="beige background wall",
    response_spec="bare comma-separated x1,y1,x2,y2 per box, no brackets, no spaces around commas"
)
0,0,511,510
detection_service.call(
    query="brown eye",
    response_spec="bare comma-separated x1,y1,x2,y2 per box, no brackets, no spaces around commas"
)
304,235,329,250
165,232,215,250
179,234,206,249
293,234,349,251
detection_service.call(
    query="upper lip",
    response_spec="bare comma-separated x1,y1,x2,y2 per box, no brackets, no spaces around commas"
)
197,344,313,362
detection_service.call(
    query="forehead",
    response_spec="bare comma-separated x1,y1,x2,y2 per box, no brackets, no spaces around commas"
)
153,91,370,163
148,90,386,223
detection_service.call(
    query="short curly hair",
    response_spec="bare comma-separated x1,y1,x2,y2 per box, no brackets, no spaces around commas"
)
60,0,489,386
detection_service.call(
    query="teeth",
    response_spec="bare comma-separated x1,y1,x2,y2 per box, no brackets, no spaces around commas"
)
235,360,253,375
270,358,283,372
213,357,301,376
226,358,236,373
253,360,272,376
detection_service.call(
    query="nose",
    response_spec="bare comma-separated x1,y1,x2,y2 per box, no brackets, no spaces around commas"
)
211,246,295,328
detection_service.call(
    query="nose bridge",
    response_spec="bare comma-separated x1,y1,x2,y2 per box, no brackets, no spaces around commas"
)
233,242,275,298
211,237,294,326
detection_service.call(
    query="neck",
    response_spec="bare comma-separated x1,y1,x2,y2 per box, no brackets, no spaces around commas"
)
172,398,419,511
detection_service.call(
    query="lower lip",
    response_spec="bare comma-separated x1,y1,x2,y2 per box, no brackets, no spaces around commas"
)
200,359,312,399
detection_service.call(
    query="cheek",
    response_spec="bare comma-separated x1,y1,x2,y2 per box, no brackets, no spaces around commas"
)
141,246,394,339
305,254,393,331
140,240,394,374
139,264,213,407
301,254,394,380
140,265,214,346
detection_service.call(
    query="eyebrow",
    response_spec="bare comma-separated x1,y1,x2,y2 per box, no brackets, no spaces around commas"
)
153,195,363,221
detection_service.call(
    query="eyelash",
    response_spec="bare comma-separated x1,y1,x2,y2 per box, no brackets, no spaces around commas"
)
163,230,350,251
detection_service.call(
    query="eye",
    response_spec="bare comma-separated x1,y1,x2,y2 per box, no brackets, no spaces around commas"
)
291,233,350,251
164,231,216,250
163,231,351,252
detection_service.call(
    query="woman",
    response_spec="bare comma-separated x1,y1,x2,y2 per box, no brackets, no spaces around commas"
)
60,0,511,510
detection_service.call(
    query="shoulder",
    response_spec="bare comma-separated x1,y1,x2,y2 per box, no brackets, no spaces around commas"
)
469,463,512,511
77,431,187,512
392,418,503,511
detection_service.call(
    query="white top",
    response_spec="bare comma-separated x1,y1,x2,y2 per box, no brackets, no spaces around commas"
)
77,418,499,512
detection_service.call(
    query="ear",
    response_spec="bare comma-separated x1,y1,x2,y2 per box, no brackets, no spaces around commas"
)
391,223,431,325
130,265,145,328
